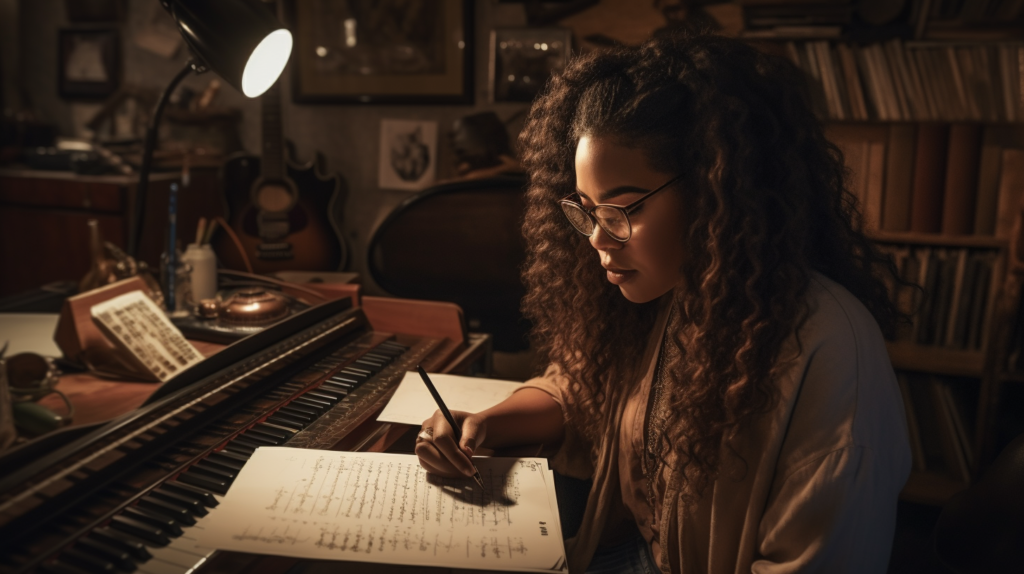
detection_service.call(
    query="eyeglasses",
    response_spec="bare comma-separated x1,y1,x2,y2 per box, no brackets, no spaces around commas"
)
559,173,685,243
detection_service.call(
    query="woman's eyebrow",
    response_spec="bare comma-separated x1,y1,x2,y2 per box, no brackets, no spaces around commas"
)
575,185,650,203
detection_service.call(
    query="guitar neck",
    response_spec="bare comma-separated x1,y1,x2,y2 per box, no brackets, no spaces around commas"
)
261,81,286,180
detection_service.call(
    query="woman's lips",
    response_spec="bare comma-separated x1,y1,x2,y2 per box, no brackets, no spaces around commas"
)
605,267,637,285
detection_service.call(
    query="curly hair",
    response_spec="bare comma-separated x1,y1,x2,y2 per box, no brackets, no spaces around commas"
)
519,30,902,504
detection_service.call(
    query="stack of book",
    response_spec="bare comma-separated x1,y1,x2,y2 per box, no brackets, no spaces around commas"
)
783,39,1024,121
898,372,976,484
825,122,1024,236
884,245,1002,350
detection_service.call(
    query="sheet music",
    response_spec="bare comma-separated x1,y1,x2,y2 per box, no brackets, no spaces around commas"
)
200,448,566,572
377,372,523,426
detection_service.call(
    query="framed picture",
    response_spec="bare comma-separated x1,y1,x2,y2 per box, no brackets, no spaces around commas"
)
489,27,572,103
379,119,438,191
58,28,119,99
288,0,473,104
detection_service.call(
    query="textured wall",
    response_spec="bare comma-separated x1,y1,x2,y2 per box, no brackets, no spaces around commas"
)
17,0,532,295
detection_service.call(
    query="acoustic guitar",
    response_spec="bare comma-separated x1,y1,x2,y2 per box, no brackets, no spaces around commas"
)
216,78,348,273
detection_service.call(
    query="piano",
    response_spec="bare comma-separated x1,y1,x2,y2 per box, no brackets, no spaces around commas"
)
0,297,485,574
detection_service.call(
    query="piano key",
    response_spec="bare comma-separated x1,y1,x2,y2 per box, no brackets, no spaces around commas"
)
110,516,170,546
176,472,230,495
326,375,358,386
341,366,372,376
240,431,282,446
318,383,351,395
149,488,208,517
268,412,308,426
290,397,329,411
306,390,341,402
253,423,292,440
279,403,318,417
121,507,184,537
355,357,385,369
58,548,118,572
205,453,246,470
363,352,392,362
265,415,304,431
135,558,200,574
208,449,250,466
161,481,219,507
220,443,256,458
88,528,153,561
277,407,315,422
138,497,198,525
228,436,266,450
142,545,208,569
192,461,237,480
75,537,138,571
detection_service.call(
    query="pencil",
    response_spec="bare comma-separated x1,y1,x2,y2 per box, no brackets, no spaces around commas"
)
416,365,485,490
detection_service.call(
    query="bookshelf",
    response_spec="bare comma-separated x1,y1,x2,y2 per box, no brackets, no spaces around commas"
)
738,0,1024,505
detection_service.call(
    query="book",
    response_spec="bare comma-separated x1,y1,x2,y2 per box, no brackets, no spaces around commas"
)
943,248,969,347
929,376,972,482
865,141,888,229
930,249,957,345
965,252,994,350
896,246,921,342
913,247,937,344
836,43,869,120
941,379,976,470
995,148,1024,238
950,251,980,349
825,123,887,209
940,123,983,235
897,372,928,471
909,123,951,233
882,123,917,231
973,125,1024,235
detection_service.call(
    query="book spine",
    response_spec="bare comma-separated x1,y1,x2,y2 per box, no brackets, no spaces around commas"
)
909,123,951,233
882,123,917,232
940,123,983,235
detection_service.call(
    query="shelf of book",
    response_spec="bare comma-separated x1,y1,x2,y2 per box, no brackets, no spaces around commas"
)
887,341,985,377
900,469,968,506
869,230,1008,249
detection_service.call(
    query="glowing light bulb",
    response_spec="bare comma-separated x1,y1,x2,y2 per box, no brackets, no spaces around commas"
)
242,28,293,98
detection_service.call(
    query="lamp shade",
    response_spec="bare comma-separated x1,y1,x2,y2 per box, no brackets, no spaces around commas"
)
170,0,292,98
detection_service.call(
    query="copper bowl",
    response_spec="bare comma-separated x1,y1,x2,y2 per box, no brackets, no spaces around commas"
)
216,287,290,325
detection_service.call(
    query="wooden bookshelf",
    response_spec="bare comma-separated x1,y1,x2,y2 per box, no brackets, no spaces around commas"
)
869,230,1008,249
887,341,986,377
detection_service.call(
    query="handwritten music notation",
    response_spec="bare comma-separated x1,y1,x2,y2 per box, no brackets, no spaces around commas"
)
200,448,566,572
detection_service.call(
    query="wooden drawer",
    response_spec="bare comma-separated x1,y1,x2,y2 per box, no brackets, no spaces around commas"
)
0,177,124,213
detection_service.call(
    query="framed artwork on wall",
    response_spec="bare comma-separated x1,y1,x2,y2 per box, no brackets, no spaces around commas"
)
58,28,120,100
379,119,438,191
488,27,572,103
288,0,473,104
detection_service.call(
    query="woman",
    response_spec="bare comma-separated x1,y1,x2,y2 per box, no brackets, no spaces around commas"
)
416,30,911,573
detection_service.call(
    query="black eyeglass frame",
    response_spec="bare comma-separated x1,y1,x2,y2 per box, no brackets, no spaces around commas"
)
559,173,685,243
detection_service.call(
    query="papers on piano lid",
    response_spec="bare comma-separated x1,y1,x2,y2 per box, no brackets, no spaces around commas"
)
199,447,567,572
377,371,523,425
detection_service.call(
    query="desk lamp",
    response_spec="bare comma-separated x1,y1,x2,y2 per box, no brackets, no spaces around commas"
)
127,0,292,259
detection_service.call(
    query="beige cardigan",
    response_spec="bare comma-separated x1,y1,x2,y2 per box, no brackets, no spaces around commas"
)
518,273,912,573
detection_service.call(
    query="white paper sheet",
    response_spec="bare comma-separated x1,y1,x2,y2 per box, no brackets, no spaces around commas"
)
377,372,523,425
199,448,566,572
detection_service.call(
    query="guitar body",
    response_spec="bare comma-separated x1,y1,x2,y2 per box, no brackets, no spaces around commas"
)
217,151,347,273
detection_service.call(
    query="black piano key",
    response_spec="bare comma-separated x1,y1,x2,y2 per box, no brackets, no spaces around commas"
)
193,460,237,480
38,561,92,574
211,449,251,465
268,412,308,427
230,436,267,450
237,430,284,445
341,366,372,376
274,409,313,423
363,352,392,362
292,396,330,410
378,342,408,352
122,507,183,537
254,423,292,440
59,548,118,572
319,383,351,395
88,528,153,561
149,488,208,516
138,496,198,525
177,471,230,495
206,452,247,470
306,390,341,402
161,480,219,507
355,357,385,369
221,442,256,457
280,403,318,417
110,516,170,546
266,415,304,431
326,375,358,386
75,537,138,571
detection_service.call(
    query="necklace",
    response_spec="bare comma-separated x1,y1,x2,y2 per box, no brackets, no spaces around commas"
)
642,332,670,511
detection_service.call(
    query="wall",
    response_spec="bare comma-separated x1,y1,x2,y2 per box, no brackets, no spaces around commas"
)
16,0,532,295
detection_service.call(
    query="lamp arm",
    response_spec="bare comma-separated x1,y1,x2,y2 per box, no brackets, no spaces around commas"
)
128,59,198,259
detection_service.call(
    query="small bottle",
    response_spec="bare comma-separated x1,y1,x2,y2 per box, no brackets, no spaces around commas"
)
182,243,217,301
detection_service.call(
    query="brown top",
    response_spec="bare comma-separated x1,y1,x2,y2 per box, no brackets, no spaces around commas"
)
518,273,912,573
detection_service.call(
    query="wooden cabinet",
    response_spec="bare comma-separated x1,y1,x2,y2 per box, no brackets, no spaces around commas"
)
0,168,225,297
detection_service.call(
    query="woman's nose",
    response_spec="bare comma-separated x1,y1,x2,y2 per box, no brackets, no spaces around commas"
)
589,224,622,250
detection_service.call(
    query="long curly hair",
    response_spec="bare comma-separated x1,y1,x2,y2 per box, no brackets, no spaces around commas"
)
519,30,902,504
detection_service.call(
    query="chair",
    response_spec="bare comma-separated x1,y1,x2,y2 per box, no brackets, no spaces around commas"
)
367,175,530,352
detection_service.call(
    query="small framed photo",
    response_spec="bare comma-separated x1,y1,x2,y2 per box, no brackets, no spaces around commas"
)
59,28,119,100
288,0,473,104
489,27,572,103
379,119,438,191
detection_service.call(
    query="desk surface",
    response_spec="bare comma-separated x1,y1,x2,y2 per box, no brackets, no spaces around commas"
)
37,339,224,427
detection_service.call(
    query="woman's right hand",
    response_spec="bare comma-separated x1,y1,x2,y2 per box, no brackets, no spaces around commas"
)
414,409,487,478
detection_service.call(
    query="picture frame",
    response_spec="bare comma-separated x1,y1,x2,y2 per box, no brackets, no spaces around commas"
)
378,119,438,191
489,27,572,103
58,28,119,100
287,0,473,104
